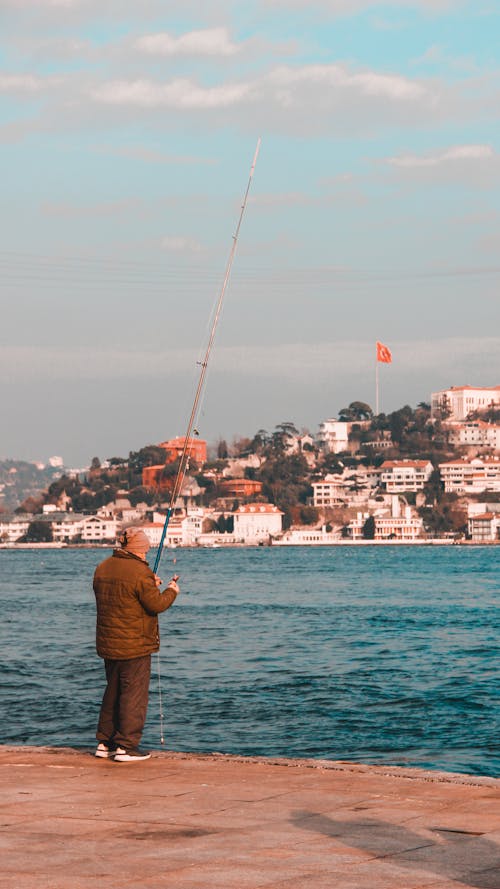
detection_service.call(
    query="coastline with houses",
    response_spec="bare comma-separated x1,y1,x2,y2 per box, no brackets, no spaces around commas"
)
1,384,499,549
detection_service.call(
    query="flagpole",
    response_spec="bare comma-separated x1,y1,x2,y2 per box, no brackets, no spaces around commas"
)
375,345,379,415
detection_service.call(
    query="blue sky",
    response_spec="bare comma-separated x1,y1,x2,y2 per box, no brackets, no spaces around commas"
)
1,0,499,465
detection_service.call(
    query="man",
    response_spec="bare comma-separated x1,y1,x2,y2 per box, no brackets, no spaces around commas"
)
93,526,180,762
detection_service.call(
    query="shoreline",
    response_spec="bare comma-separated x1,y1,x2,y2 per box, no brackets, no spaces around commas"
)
0,538,497,549
1,744,498,785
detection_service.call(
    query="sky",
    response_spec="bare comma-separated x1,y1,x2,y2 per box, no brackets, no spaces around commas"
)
0,0,499,466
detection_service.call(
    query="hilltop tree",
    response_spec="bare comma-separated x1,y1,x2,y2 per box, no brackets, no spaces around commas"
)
338,401,373,421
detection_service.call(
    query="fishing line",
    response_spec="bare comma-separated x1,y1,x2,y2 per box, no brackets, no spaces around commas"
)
152,138,261,745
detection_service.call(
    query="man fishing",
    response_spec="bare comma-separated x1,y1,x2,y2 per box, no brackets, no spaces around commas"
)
93,527,180,762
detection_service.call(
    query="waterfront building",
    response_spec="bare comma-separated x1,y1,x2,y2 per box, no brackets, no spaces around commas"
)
141,508,205,547
379,460,433,493
431,385,500,421
0,515,31,543
468,512,500,543
346,497,425,541
439,457,500,494
49,513,85,542
233,503,283,543
80,515,118,543
273,527,342,546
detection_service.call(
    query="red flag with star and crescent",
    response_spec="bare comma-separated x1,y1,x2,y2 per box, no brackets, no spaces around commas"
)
376,341,392,364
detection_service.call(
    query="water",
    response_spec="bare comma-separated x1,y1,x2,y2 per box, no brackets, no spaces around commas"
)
1,545,498,777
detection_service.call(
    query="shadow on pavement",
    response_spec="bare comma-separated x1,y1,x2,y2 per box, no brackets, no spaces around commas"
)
290,810,500,889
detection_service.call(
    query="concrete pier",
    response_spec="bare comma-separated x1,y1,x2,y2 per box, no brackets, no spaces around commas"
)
1,747,498,888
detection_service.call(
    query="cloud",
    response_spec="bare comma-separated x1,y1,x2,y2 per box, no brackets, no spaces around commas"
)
135,27,240,57
382,144,500,188
161,236,204,254
90,77,252,109
262,0,463,15
92,144,216,165
89,62,432,121
387,144,495,168
0,73,61,93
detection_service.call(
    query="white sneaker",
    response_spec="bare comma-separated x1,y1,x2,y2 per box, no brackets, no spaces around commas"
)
95,743,126,759
114,748,152,762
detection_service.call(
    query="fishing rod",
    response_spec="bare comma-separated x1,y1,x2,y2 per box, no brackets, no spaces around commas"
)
152,138,261,577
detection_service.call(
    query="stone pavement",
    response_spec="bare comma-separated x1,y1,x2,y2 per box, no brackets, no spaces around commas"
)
0,747,498,889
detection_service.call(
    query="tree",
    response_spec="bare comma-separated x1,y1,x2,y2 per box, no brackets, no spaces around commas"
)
299,506,319,525
271,421,299,454
216,439,229,459
90,457,101,471
339,401,373,421
23,521,53,542
250,429,270,454
362,515,376,539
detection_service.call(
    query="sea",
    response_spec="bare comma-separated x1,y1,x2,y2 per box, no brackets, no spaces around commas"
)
1,545,498,778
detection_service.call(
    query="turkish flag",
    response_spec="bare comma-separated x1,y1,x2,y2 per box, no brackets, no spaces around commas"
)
376,341,392,363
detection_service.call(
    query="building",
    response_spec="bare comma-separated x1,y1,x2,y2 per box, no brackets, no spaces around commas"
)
431,385,500,421
80,515,118,543
312,476,347,508
159,436,207,465
346,498,425,541
217,478,263,499
379,460,433,493
0,515,31,543
312,468,377,508
446,421,500,452
141,508,205,547
439,457,500,494
233,503,283,543
317,420,350,454
467,513,500,543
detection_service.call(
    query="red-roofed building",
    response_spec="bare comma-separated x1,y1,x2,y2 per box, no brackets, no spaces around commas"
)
379,460,433,493
468,512,500,543
217,478,263,499
439,457,500,493
233,503,283,543
159,437,207,466
431,385,500,421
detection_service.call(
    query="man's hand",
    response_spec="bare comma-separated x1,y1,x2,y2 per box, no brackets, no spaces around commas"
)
154,575,162,588
166,576,180,595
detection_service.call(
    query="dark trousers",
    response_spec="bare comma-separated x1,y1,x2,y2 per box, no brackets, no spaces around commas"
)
96,654,151,750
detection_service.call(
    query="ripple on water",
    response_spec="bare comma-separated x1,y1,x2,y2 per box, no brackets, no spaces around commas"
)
0,545,498,776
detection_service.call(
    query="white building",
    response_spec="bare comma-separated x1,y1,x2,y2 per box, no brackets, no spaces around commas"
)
431,385,500,421
49,513,85,542
274,527,342,546
141,508,205,547
312,468,377,508
312,476,347,507
446,421,500,452
379,460,433,493
439,457,500,494
317,420,350,454
80,515,118,543
233,503,283,543
0,515,31,543
468,512,500,543
346,497,424,541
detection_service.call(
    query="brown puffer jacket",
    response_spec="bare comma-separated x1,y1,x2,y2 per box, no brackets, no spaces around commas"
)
93,549,177,659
